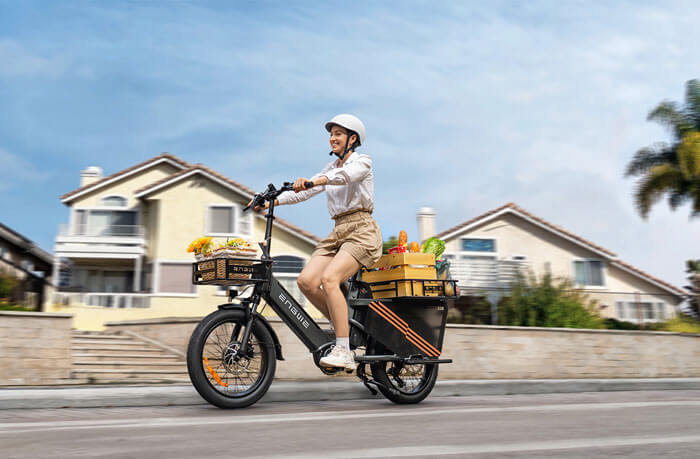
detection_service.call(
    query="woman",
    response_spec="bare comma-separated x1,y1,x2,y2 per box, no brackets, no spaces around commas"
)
254,114,382,370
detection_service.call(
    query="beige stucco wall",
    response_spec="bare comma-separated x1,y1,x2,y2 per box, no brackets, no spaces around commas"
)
445,212,682,317
0,311,73,385
105,318,700,380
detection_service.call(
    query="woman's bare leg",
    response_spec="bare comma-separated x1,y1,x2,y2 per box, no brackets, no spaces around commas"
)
320,250,361,338
297,254,334,320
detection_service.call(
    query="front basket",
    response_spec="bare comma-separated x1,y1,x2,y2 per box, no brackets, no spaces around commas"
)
191,257,266,286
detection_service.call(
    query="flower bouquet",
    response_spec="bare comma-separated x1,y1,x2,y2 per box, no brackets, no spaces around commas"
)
187,237,214,261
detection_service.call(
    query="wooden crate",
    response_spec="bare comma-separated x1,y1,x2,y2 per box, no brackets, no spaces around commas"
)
362,252,439,298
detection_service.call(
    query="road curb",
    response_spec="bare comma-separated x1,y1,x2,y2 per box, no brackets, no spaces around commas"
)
2,378,700,410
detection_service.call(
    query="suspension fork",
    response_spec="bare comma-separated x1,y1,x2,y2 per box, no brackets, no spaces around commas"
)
236,293,262,357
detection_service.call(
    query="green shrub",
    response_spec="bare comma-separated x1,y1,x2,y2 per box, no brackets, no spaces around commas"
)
602,318,641,330
657,317,700,334
0,275,16,299
497,273,603,329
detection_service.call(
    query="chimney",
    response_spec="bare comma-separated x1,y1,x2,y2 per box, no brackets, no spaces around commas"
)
80,166,103,187
417,207,436,243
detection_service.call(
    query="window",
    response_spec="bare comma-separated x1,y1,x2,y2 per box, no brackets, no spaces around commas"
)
272,256,305,273
0,245,6,259
273,256,305,305
209,206,234,233
656,303,666,320
615,301,666,322
615,301,626,319
157,263,196,294
102,196,128,207
207,205,253,236
73,209,138,236
573,260,604,286
461,238,495,252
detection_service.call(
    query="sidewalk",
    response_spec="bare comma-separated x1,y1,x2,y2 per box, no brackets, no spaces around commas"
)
2,378,700,409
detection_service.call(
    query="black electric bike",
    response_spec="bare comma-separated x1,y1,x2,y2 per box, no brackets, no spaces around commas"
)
186,182,457,409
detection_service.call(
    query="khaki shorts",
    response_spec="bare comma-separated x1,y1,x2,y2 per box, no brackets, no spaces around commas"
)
313,211,383,268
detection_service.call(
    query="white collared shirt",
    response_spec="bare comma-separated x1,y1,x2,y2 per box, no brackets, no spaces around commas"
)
277,153,374,217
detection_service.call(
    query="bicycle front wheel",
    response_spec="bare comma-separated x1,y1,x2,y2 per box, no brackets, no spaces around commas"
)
187,309,276,408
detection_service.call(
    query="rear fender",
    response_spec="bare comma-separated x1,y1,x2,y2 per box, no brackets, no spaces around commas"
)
218,303,284,361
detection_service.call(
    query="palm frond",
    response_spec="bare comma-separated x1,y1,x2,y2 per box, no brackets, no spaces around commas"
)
647,101,694,138
624,143,676,177
633,164,684,218
678,132,700,180
684,79,700,129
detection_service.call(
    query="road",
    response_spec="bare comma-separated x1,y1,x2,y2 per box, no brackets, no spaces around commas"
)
2,390,700,458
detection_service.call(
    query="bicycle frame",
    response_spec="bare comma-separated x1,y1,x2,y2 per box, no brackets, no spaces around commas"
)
231,183,338,357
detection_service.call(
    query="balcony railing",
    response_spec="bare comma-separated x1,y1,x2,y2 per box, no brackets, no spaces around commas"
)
58,224,145,238
52,292,151,308
450,258,529,290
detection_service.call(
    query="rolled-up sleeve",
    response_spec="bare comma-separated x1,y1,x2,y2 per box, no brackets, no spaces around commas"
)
276,166,329,206
277,185,324,205
322,155,371,185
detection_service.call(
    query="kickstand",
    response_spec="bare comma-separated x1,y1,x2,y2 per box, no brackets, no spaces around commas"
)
356,364,378,396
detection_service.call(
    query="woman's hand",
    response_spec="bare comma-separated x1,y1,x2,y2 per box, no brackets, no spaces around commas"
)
293,177,312,192
247,198,270,212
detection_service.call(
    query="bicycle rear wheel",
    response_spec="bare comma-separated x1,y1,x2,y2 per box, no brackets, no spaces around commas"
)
370,359,438,404
187,309,276,408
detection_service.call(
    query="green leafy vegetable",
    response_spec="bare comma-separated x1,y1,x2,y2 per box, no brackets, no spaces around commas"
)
421,237,445,260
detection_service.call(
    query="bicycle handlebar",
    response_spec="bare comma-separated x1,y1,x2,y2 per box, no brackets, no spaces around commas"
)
242,181,316,212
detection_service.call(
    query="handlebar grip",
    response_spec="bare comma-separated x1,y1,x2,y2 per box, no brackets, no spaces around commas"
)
304,181,314,189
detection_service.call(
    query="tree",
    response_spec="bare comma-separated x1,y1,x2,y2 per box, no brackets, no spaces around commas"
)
625,79,700,219
685,259,700,318
497,273,603,329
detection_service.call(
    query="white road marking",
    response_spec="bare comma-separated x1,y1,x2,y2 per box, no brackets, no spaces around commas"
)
1,400,699,434
256,435,700,458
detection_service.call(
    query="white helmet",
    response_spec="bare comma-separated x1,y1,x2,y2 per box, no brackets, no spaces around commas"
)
325,114,366,146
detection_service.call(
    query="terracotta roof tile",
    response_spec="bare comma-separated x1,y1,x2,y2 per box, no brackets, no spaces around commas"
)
60,153,190,201
436,202,617,257
136,164,321,243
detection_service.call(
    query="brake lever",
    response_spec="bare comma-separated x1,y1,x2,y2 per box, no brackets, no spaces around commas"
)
243,193,264,212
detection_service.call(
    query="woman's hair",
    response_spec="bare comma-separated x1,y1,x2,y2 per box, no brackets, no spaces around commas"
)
347,130,361,151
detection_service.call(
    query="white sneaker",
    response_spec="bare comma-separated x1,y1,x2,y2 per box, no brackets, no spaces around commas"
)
319,345,357,371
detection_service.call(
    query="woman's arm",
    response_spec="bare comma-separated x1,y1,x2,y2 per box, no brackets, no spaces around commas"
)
321,155,371,185
277,175,325,206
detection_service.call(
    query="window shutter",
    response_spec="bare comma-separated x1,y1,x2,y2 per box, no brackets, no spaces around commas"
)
237,207,252,236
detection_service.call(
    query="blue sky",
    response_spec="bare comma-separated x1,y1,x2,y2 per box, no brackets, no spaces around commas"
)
0,0,698,288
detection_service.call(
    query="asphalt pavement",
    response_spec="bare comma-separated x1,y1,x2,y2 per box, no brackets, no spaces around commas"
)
2,390,700,458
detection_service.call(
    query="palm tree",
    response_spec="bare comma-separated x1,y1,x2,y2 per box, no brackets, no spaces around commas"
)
687,260,700,318
625,79,700,219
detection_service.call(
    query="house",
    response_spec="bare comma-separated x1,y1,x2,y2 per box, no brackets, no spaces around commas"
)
417,203,687,324
0,223,54,310
49,153,320,330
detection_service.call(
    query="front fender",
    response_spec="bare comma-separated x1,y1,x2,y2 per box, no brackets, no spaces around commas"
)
218,303,284,360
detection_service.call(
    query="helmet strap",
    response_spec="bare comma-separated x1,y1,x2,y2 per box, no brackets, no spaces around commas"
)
329,132,356,161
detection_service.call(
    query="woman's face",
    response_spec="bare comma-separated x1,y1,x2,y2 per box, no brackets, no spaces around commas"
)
329,125,356,154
